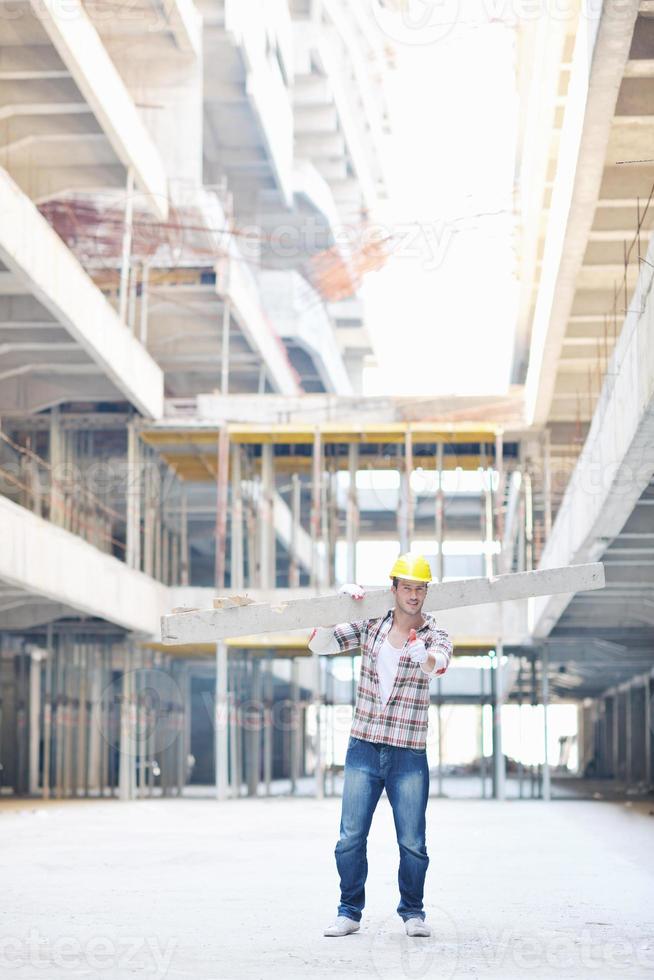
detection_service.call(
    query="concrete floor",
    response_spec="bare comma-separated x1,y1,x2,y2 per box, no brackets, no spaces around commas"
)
1,795,653,979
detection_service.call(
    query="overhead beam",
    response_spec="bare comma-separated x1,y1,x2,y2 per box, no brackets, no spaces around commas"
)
161,563,605,643
0,168,164,418
0,494,168,634
534,229,654,636
30,0,169,218
524,0,639,426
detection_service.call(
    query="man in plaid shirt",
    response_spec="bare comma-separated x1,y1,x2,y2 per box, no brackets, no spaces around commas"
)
308,553,453,939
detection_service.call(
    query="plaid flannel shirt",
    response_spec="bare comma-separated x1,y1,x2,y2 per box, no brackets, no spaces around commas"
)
333,611,453,749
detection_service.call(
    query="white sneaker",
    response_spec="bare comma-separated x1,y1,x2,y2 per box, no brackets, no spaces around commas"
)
324,916,360,937
405,917,431,937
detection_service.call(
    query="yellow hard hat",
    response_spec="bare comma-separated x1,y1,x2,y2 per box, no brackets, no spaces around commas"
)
389,553,432,584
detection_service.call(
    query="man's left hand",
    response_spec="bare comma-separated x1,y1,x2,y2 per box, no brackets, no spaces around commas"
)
406,628,428,665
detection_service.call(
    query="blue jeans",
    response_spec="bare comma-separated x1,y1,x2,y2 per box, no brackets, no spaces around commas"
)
335,735,430,922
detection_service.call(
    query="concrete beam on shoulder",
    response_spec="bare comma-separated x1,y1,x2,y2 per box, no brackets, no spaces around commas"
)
161,563,605,644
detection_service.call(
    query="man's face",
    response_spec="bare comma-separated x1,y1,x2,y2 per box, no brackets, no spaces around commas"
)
392,578,428,616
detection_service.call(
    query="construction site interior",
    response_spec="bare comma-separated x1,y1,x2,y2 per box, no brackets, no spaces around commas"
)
1,1,653,977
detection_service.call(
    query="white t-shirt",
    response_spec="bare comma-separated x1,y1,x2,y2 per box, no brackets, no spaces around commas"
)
377,636,405,706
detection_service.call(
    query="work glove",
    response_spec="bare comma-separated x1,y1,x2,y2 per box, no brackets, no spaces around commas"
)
406,628,429,665
308,627,339,655
339,583,365,600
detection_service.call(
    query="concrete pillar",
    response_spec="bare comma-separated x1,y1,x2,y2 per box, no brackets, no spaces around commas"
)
625,685,633,787
542,427,552,540
87,649,102,795
245,659,261,798
541,644,551,801
436,677,443,798
491,643,506,801
399,428,414,552
259,445,275,589
221,299,231,396
494,430,504,573
42,627,53,800
49,406,63,527
263,655,273,796
313,651,324,800
118,651,135,801
231,445,244,590
214,428,230,590
180,486,190,586
310,429,322,588
229,661,240,799
479,664,487,799
290,658,300,796
118,168,134,326
289,473,301,588
28,649,42,796
435,442,445,583
126,421,141,570
346,445,359,583
326,464,338,587
484,458,494,579
139,262,150,345
76,645,88,797
645,678,652,789
215,642,229,801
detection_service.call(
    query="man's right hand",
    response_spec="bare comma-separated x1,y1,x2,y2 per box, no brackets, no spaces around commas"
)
339,583,365,600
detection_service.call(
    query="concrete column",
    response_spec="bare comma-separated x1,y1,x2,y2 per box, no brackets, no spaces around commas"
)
229,661,240,799
310,429,322,588
42,627,53,800
259,445,275,589
484,459,494,580
289,474,301,588
625,685,633,787
263,655,273,796
118,168,135,326
541,644,551,801
346,445,359,583
118,651,135,801
215,642,229,801
49,407,63,527
611,693,619,779
230,445,244,590
290,658,300,796
436,678,443,798
524,469,534,572
494,430,504,573
313,652,324,800
126,422,141,571
644,678,652,789
221,300,231,396
479,665,487,799
435,441,445,582
246,659,261,797
398,430,413,553
139,262,150,345
491,644,506,801
214,428,230,590
86,649,102,795
180,486,190,586
542,427,552,540
28,649,42,796
77,645,88,796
